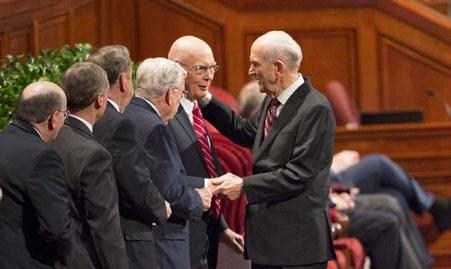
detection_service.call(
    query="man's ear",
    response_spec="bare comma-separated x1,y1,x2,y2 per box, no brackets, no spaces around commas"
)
47,112,57,131
165,87,173,106
119,73,127,93
95,94,105,109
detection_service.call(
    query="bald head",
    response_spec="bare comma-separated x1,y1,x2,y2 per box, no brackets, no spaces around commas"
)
168,36,213,62
16,81,66,123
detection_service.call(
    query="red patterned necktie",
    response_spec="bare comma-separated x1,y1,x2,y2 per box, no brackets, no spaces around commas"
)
264,98,281,138
192,101,221,219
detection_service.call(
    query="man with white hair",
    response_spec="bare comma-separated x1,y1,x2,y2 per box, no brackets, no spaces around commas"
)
199,31,337,268
124,58,226,268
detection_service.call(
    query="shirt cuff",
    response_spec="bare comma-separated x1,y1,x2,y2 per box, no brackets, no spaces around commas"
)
204,178,209,188
199,91,212,107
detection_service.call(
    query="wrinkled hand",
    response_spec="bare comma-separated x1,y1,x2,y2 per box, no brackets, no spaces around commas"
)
211,173,243,201
220,228,244,254
164,201,172,218
196,187,212,211
330,192,355,210
331,150,360,173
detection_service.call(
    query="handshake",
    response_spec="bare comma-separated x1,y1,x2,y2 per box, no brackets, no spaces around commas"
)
195,173,243,211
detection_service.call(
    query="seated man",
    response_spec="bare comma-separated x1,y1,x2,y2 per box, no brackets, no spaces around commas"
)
331,150,451,232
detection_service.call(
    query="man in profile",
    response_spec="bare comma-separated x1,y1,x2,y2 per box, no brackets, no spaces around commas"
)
0,81,73,268
168,36,244,269
200,31,337,268
52,62,128,269
89,45,170,268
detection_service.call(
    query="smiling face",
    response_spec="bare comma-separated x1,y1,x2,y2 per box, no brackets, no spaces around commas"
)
248,42,281,98
180,47,216,101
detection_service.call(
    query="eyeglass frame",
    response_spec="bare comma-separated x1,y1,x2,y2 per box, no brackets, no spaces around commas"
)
55,109,70,119
176,61,219,75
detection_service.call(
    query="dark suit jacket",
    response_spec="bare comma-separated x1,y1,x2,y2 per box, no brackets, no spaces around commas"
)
169,105,228,269
52,116,128,269
202,77,336,266
124,96,204,268
93,103,167,269
0,119,73,268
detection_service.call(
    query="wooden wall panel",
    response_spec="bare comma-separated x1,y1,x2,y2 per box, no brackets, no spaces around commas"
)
243,29,358,97
72,1,100,46
379,35,451,122
135,0,226,88
8,27,33,56
35,15,69,53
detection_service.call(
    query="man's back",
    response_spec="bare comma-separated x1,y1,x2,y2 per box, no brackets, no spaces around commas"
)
94,103,167,268
0,120,72,268
52,117,127,269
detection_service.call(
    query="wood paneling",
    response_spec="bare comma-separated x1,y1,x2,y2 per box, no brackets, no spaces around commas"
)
244,29,358,98
379,35,451,121
35,15,69,53
8,27,33,56
135,0,226,87
71,1,101,46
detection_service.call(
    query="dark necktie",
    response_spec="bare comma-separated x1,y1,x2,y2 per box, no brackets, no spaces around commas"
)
264,98,281,138
192,101,221,219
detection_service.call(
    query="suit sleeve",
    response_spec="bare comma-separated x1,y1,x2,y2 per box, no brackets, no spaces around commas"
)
202,97,259,148
27,149,73,265
80,149,128,269
109,118,167,225
243,105,335,204
144,124,203,220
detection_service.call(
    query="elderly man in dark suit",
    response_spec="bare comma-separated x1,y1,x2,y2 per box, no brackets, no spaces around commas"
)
89,45,170,269
52,62,128,269
0,81,73,268
168,36,244,269
198,31,337,268
124,57,231,268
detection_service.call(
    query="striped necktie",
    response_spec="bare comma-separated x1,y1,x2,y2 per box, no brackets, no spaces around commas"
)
192,101,221,219
264,98,281,138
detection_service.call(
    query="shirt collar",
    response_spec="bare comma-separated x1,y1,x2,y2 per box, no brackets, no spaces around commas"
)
32,127,44,141
276,74,304,105
180,97,195,124
69,114,93,133
136,96,161,117
107,98,120,112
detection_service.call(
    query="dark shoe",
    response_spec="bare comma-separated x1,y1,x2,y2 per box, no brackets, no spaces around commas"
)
430,198,451,232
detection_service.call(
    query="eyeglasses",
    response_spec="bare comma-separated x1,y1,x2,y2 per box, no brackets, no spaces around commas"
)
56,109,70,119
177,61,219,75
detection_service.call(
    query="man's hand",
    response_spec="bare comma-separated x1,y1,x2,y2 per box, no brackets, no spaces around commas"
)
211,173,243,201
195,187,212,211
164,201,172,218
220,228,244,254
331,150,360,173
330,192,355,210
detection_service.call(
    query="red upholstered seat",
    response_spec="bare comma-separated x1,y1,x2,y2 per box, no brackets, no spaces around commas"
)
324,80,360,127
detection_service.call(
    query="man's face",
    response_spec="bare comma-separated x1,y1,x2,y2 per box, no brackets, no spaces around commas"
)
51,96,68,140
168,82,185,120
248,43,279,98
123,69,134,110
181,49,217,101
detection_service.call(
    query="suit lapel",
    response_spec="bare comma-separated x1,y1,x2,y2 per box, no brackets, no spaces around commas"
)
65,116,96,141
253,97,271,151
253,82,311,160
174,105,212,174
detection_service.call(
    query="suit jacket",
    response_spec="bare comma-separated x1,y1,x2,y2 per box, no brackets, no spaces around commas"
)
93,103,168,269
169,105,228,269
51,116,128,269
0,119,73,268
202,77,336,266
124,96,204,268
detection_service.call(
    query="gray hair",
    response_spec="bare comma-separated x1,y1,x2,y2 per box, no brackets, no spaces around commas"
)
87,45,131,86
62,62,109,110
135,58,186,99
255,30,302,70
15,90,63,123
